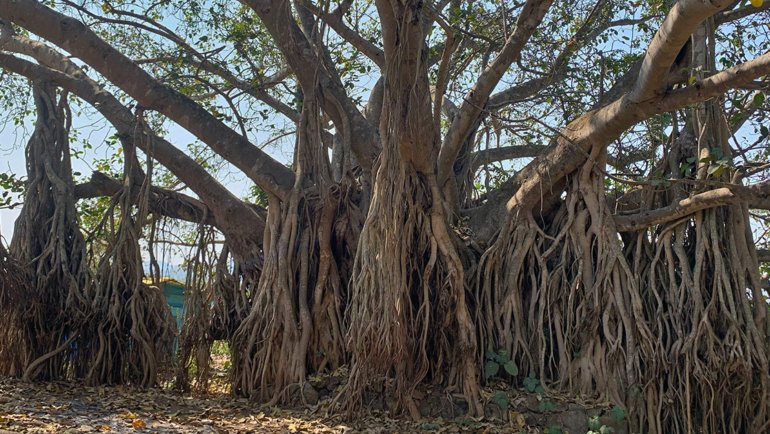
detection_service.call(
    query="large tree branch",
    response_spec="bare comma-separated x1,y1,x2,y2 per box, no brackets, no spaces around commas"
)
438,0,554,188
466,0,739,240
0,49,267,254
508,0,735,211
74,171,268,231
0,0,295,200
74,172,216,226
630,0,729,103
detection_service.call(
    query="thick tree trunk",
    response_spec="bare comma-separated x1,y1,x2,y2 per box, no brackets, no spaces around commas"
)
344,0,480,418
5,82,88,381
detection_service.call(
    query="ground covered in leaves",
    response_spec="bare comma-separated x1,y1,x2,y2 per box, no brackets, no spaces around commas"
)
0,376,625,434
0,378,513,433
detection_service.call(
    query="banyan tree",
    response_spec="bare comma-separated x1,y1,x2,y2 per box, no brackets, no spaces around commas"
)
0,0,769,432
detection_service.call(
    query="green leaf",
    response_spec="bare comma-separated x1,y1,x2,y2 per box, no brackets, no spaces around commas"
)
707,165,725,178
753,91,766,107
544,425,563,434
503,360,518,376
539,398,556,412
420,422,439,431
484,360,499,379
588,415,602,430
523,376,539,393
492,391,509,410
609,405,627,423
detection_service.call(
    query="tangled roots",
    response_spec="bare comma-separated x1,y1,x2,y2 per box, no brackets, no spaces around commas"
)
1,83,88,381
478,155,770,432
0,241,33,376
478,160,654,408
636,204,770,433
344,159,480,418
231,92,350,404
79,114,176,387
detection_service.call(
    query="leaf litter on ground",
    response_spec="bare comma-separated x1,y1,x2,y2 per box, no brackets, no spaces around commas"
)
0,378,538,433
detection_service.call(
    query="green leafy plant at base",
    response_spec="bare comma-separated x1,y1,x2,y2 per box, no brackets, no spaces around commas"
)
484,349,518,381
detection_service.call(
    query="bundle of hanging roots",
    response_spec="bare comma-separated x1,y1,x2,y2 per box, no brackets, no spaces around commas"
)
0,240,32,377
475,99,770,433
231,86,358,404
0,83,176,387
78,114,177,387
0,82,88,382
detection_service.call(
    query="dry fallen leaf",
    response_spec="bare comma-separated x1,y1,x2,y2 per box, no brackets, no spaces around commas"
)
131,419,146,429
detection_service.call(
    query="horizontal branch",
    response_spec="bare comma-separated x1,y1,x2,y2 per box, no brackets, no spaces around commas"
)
75,172,216,226
657,50,770,111
715,1,770,25
471,145,546,171
614,181,770,231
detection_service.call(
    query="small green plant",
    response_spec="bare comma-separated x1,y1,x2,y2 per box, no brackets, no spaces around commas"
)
484,349,518,381
587,415,615,434
491,390,509,411
538,397,555,412
609,405,626,423
420,422,439,431
544,425,563,434
522,375,544,394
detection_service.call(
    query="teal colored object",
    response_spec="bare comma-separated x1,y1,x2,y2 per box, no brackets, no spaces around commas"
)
152,278,186,331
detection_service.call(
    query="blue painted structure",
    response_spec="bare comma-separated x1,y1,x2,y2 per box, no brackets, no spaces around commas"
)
148,278,186,331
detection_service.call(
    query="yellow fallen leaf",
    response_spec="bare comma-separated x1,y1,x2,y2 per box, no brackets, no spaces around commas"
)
131,419,146,429
751,0,764,8
99,425,111,431
510,411,526,429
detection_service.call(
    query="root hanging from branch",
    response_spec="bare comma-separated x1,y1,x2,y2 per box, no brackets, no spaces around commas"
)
175,223,218,393
0,82,89,381
478,158,655,411
232,92,352,403
632,200,770,433
209,246,253,342
79,113,176,387
0,241,33,376
344,139,480,418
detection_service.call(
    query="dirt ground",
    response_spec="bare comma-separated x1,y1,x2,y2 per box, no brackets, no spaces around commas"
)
0,377,545,434
0,350,611,433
